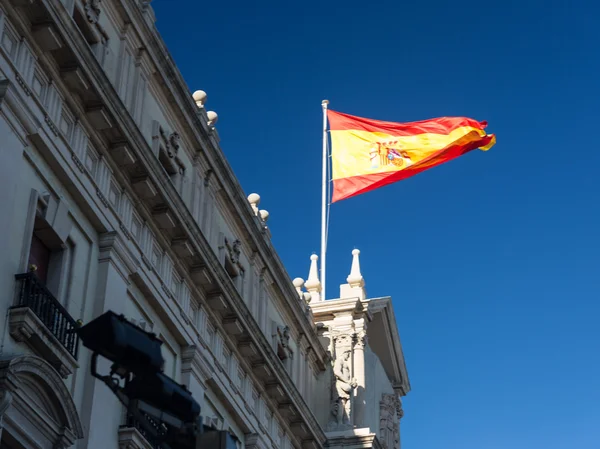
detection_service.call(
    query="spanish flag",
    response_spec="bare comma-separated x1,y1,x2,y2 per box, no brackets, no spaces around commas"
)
328,110,496,202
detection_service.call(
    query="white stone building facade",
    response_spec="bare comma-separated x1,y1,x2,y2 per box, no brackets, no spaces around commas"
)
0,1,410,449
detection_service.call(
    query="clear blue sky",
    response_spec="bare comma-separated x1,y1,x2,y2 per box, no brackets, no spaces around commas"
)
153,1,599,447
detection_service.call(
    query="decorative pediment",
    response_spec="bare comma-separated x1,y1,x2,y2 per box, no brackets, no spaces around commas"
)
0,355,84,447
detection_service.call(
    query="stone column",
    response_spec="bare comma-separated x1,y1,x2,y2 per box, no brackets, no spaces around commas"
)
327,331,356,430
352,327,367,428
80,231,137,449
0,391,13,441
181,345,212,411
396,397,404,449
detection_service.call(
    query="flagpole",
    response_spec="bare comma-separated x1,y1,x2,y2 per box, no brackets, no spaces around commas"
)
321,99,329,300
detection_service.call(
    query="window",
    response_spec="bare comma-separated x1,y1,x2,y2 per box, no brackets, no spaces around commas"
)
206,322,215,347
59,108,75,143
26,194,74,304
222,345,231,374
1,22,19,60
134,75,147,125
31,69,48,102
161,337,178,380
193,172,204,224
10,192,80,371
28,234,50,284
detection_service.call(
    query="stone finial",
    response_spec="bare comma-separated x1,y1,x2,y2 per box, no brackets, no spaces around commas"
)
292,277,304,300
259,210,269,223
247,193,260,215
193,90,207,108
304,254,322,302
207,111,218,127
347,249,364,288
303,292,312,304
340,249,366,301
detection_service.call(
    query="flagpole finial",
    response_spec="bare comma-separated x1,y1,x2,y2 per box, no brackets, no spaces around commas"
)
322,99,329,106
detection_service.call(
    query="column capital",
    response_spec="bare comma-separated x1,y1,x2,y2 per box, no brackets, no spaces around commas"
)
98,231,139,281
181,345,213,387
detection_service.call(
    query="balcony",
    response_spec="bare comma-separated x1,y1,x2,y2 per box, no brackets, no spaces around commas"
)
9,272,79,378
119,403,164,449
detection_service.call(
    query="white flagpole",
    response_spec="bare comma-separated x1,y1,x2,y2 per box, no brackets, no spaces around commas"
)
321,99,329,300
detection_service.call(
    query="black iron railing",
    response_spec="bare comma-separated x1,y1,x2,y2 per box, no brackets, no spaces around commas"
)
123,404,166,449
13,272,80,359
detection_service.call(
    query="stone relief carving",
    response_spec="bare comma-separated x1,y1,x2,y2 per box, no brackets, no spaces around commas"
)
221,237,243,278
332,331,355,349
274,325,292,360
327,349,357,430
396,397,404,419
380,393,400,449
168,132,181,153
226,238,242,265
84,0,102,24
355,329,368,349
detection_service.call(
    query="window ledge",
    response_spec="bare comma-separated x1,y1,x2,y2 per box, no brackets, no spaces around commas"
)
118,427,155,449
8,307,79,378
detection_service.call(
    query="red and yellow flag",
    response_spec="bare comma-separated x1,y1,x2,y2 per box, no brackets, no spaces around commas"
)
328,110,496,202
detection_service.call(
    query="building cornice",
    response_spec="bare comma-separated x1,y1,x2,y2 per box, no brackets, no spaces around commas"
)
362,297,411,396
116,0,328,371
32,1,327,445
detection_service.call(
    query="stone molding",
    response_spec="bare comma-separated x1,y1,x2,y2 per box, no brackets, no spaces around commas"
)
0,79,10,108
181,345,213,387
362,298,411,396
121,0,328,368
8,1,327,446
8,307,79,378
244,433,269,449
98,231,140,280
118,426,154,449
0,355,84,444
325,430,383,449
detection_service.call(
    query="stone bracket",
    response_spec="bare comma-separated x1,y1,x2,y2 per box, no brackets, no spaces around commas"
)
118,427,154,449
8,307,79,378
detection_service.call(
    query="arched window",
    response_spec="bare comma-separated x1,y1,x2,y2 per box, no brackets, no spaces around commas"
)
0,355,83,449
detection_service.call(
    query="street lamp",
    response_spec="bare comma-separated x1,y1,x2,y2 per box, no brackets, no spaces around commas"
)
76,311,237,449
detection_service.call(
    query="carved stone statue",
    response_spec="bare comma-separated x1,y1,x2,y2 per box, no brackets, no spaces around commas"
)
275,325,292,361
379,393,401,449
327,350,357,430
169,132,181,151
280,326,290,348
230,239,241,265
84,0,101,24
